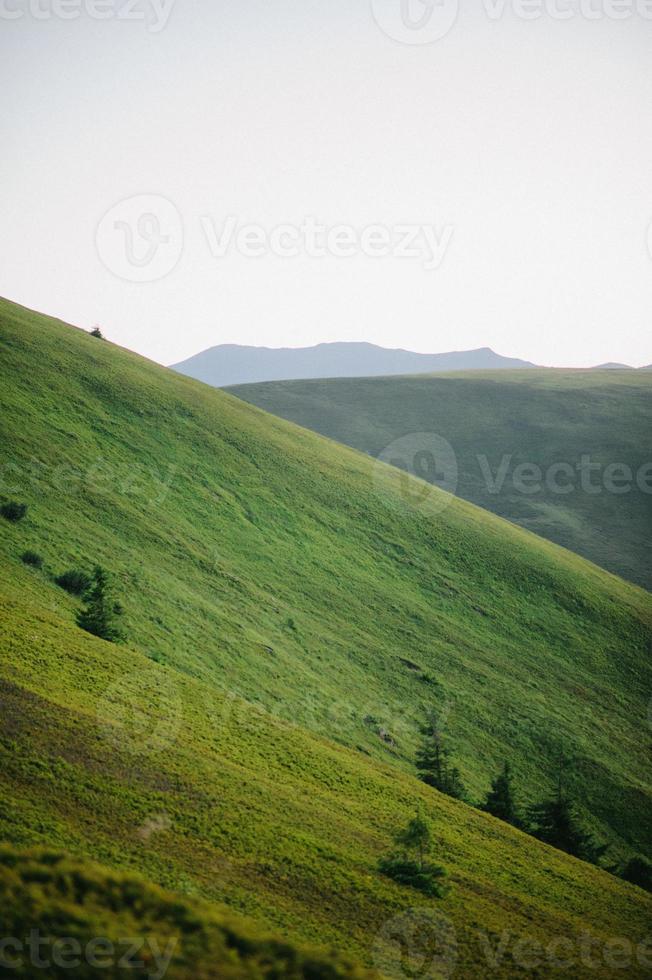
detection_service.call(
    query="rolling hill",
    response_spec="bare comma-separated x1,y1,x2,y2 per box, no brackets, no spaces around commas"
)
229,371,652,590
1,297,651,976
170,342,535,387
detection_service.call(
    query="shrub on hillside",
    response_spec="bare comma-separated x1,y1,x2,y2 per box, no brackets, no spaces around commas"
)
55,569,92,596
20,551,43,568
378,855,447,897
1,501,27,522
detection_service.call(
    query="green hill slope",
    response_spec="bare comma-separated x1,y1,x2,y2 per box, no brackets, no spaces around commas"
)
229,372,652,589
1,298,652,975
0,297,650,862
1,574,651,978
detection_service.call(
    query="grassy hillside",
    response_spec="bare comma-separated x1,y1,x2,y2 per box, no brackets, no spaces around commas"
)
1,296,650,858
229,372,652,589
1,297,651,975
1,574,651,978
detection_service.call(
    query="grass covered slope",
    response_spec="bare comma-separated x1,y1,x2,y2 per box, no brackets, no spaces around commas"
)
1,576,651,978
0,847,372,979
229,372,652,589
0,295,651,868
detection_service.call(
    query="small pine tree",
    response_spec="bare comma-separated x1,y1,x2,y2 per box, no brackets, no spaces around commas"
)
528,797,606,864
378,812,447,897
76,566,122,642
527,754,605,865
482,761,521,827
620,856,652,894
416,710,466,800
394,814,432,870
445,765,466,801
416,718,445,786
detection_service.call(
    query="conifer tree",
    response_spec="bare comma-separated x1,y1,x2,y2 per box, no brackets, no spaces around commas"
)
416,710,466,800
482,761,521,827
416,712,446,787
528,797,606,864
527,751,606,865
620,857,652,893
77,566,122,642
394,814,432,870
378,811,448,897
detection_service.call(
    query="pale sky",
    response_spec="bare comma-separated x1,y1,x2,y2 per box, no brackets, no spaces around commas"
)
1,0,651,367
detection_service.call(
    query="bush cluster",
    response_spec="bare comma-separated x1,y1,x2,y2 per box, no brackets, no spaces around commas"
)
378,856,447,897
55,569,92,596
1,501,27,522
20,551,43,568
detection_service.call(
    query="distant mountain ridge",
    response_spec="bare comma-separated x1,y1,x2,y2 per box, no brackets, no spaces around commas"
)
170,341,536,387
592,362,634,370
